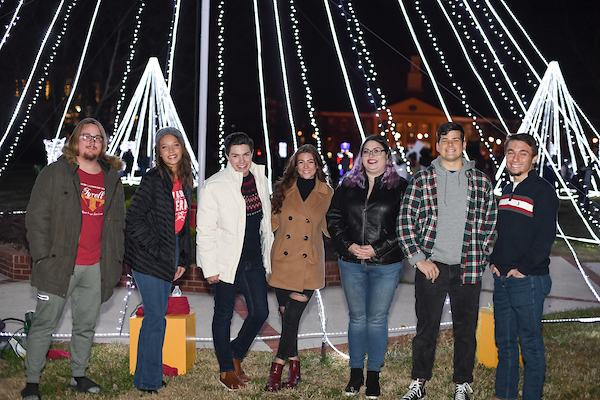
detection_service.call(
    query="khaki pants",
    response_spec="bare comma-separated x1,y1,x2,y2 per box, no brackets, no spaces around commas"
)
25,263,102,383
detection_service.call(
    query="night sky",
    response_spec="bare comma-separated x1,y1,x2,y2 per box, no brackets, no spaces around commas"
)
0,0,598,170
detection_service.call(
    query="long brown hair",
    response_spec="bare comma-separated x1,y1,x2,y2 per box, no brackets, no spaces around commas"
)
62,118,123,170
154,135,194,188
271,144,328,213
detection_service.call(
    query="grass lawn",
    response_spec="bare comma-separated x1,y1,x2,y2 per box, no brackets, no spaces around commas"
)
1,307,599,399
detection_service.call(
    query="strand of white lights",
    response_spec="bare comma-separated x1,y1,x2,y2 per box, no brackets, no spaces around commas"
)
216,0,226,169
0,0,23,51
461,0,526,116
339,1,400,150
289,0,323,158
118,275,136,335
435,0,511,134
498,0,547,65
315,289,349,359
0,0,74,175
113,0,145,131
396,0,451,122
412,1,497,167
557,224,600,303
272,0,298,152
166,0,181,91
252,0,273,192
55,0,103,139
323,0,365,141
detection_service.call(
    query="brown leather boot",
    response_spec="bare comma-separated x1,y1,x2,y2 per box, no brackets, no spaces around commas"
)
282,359,301,388
264,362,284,391
233,358,250,383
219,371,246,391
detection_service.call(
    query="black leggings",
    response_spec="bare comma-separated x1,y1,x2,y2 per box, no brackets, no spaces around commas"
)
274,288,314,360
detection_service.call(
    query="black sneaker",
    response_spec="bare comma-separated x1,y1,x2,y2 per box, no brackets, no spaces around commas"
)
21,383,41,400
454,382,473,400
400,378,426,400
344,368,364,396
365,370,380,399
67,377,101,393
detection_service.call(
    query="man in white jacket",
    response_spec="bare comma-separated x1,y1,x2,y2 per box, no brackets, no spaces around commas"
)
196,132,274,391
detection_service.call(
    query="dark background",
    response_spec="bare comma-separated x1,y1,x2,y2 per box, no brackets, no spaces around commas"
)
0,0,598,179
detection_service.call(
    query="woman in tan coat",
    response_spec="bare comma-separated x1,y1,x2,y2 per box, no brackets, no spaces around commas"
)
265,144,333,391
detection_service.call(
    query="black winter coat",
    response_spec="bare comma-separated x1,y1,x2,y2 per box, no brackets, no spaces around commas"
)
326,173,407,265
124,169,192,282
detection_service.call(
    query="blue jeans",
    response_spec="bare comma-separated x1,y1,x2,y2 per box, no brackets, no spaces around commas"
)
412,262,481,383
493,274,551,400
132,270,172,390
132,238,179,390
338,259,403,372
212,257,269,372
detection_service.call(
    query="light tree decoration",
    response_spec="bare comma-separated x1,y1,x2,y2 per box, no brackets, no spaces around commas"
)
494,61,600,244
107,57,199,186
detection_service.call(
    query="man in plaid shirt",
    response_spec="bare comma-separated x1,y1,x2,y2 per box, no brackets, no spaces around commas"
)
397,122,497,400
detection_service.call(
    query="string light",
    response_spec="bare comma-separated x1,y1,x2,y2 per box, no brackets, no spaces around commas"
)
216,0,226,169
288,0,323,157
0,0,23,51
113,0,146,131
338,1,400,151
252,0,273,192
0,0,75,175
54,0,102,139
323,0,365,141
272,0,298,151
166,0,182,91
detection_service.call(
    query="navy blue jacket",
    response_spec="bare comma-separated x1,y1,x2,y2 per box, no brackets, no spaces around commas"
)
490,170,559,276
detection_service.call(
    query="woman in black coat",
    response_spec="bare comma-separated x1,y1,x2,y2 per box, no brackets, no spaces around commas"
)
326,135,408,399
124,127,193,393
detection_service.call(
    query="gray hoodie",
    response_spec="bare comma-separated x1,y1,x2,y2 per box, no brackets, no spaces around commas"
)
429,157,474,265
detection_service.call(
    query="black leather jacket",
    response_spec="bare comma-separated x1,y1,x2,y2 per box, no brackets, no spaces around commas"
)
326,173,407,265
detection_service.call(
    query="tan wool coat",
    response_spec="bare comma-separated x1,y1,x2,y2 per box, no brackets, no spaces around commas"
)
269,179,333,292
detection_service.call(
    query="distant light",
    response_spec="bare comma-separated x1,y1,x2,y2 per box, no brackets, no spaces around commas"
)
297,130,303,136
278,142,288,158
496,139,502,145
75,105,81,112
593,138,599,144
256,149,262,156
327,151,333,158
417,133,423,140
488,136,495,143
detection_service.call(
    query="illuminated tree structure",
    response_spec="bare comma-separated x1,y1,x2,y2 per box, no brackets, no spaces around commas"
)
106,57,199,186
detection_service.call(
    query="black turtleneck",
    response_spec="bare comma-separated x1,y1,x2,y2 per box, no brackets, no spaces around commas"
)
297,176,316,201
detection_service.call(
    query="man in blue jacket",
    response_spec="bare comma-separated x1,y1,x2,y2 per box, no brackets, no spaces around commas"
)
490,133,559,400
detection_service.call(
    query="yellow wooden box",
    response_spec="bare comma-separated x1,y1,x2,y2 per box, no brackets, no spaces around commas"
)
476,307,522,368
130,313,196,375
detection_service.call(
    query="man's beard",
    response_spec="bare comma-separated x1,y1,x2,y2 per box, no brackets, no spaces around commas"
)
81,148,99,161
508,171,522,176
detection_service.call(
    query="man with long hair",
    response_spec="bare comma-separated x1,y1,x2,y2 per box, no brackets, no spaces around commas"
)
22,118,125,399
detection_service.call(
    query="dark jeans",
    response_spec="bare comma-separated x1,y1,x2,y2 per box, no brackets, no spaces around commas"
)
493,274,551,400
212,257,269,372
412,262,481,383
274,288,314,360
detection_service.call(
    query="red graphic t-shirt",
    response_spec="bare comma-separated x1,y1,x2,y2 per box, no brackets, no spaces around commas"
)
173,179,187,234
76,169,105,265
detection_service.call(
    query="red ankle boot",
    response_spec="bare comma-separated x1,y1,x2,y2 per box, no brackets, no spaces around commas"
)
264,362,284,391
282,359,301,388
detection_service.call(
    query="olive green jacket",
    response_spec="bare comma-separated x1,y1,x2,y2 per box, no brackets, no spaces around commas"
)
26,156,125,302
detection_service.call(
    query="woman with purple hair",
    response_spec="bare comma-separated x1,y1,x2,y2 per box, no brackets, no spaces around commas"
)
326,135,408,399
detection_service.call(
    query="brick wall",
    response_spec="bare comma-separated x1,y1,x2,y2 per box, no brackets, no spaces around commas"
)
0,245,342,293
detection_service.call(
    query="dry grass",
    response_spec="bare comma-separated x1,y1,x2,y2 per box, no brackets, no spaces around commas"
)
1,307,599,399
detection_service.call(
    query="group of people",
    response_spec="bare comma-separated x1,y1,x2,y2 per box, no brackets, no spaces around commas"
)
21,118,558,400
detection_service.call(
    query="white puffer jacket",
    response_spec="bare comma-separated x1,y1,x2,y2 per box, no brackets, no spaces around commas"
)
196,162,273,284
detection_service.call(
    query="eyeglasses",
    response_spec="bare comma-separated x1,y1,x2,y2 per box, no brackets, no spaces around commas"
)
362,148,385,157
81,134,104,143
